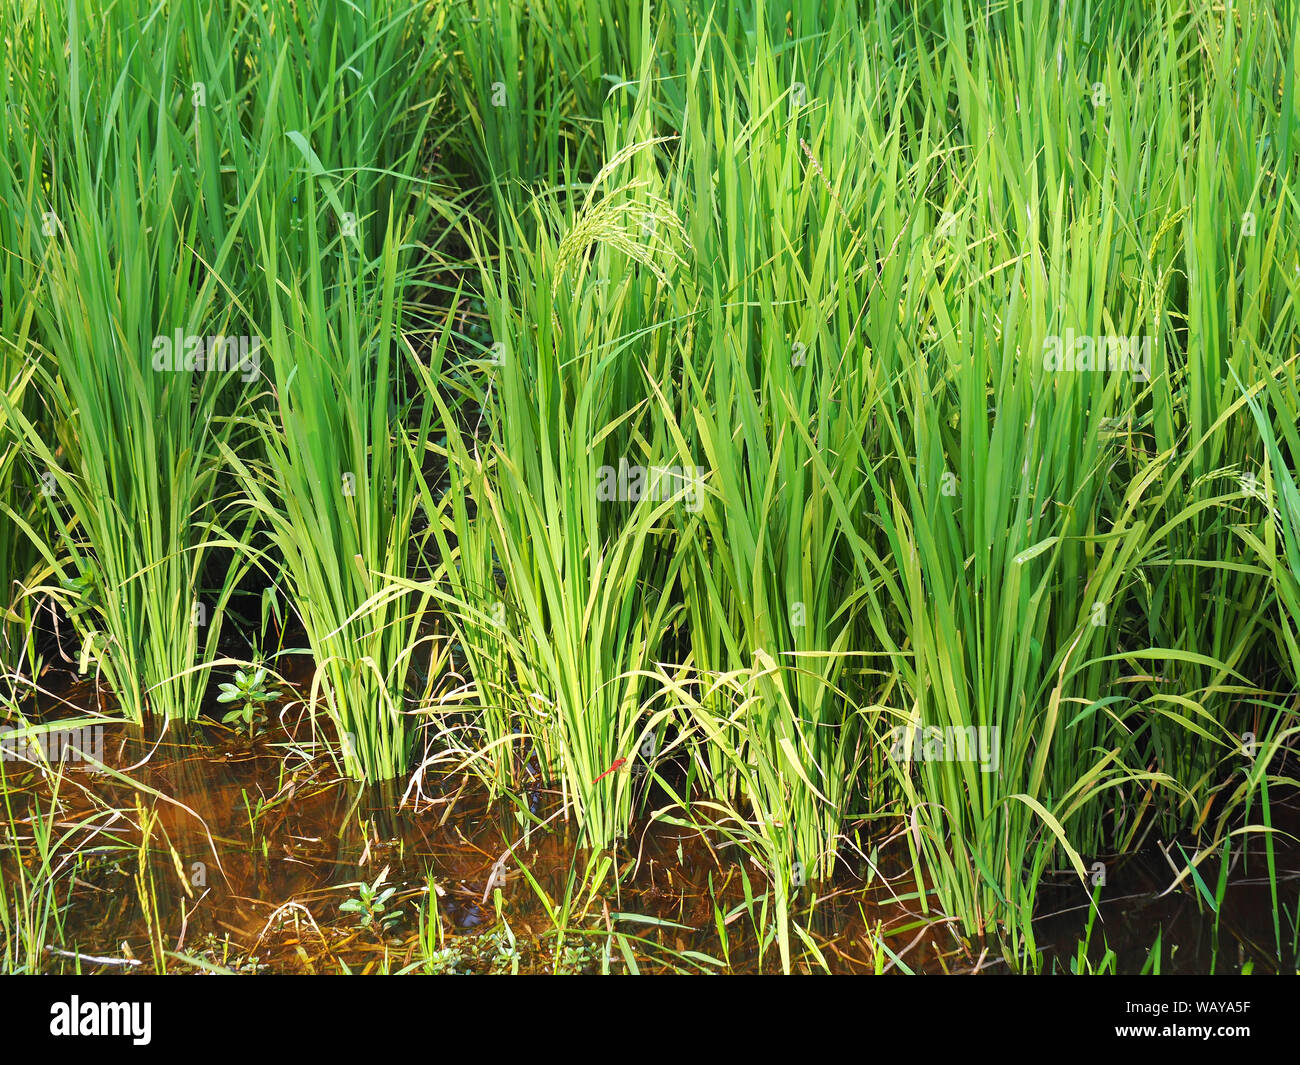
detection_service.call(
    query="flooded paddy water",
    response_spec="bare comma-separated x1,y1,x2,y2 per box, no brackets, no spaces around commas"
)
5,669,1296,976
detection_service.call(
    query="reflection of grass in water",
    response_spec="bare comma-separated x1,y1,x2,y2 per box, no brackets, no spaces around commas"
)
0,759,136,974
9,733,1292,974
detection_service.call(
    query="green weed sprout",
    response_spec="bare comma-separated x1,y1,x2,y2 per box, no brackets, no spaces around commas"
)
216,666,279,737
339,868,402,934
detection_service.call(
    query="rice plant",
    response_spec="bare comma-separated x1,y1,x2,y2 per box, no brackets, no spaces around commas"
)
0,0,260,719
3,0,1299,978
221,211,445,781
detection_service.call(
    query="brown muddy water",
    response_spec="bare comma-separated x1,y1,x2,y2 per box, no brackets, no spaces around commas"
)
4,677,1298,975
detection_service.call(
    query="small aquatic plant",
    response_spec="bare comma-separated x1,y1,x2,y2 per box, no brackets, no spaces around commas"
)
339,868,403,935
217,666,279,736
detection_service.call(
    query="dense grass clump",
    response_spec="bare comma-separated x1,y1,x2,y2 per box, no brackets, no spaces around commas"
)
2,0,1298,969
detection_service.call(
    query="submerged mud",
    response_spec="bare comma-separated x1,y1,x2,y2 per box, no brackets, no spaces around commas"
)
3,675,1297,974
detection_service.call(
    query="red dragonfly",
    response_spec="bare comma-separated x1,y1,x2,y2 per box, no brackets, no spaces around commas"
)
591,757,628,784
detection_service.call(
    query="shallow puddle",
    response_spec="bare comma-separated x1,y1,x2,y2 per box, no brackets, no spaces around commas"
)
4,675,1298,974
